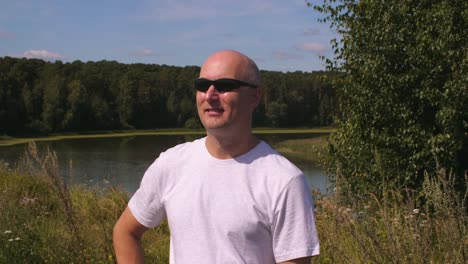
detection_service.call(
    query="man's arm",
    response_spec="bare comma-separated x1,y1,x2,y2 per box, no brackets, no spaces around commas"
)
279,257,312,264
113,206,149,263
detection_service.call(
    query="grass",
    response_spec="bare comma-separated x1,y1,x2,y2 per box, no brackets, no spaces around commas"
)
0,127,336,146
314,167,468,263
1,140,466,263
0,129,206,147
0,143,169,263
272,135,329,164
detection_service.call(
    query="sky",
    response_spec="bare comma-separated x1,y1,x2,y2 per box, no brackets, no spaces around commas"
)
0,0,338,72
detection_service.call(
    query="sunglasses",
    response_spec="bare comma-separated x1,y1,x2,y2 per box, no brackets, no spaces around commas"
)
194,78,258,92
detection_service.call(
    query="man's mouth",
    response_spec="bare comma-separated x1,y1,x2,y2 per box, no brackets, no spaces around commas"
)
205,108,224,113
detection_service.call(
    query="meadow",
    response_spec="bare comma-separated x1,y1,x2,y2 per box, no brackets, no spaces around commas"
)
0,137,466,263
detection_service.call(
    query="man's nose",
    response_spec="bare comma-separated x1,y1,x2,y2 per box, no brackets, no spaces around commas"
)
205,85,219,100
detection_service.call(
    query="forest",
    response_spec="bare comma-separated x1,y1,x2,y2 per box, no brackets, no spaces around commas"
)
0,57,336,136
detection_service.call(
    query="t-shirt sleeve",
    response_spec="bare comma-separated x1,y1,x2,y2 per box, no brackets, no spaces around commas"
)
271,174,320,262
128,157,167,228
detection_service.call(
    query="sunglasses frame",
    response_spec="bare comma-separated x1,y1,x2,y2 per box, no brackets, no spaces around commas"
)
194,78,258,92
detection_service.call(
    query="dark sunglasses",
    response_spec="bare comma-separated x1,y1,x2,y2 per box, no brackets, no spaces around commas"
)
194,78,258,92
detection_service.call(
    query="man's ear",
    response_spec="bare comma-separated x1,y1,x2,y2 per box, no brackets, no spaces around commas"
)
250,87,263,109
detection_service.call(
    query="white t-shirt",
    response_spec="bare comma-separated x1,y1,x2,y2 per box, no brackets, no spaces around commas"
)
129,137,320,263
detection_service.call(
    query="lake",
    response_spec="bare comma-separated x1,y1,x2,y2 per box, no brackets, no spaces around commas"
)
0,133,331,194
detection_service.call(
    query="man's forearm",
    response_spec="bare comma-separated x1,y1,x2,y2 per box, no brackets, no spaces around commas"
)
113,229,145,263
113,206,149,263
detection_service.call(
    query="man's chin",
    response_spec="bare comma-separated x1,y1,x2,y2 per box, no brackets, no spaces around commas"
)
203,122,231,132
201,118,226,128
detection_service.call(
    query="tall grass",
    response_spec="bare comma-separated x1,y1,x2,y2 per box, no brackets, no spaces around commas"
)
0,143,170,263
314,168,467,263
1,142,466,263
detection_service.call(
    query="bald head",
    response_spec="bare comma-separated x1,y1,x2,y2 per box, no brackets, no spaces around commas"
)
200,50,261,85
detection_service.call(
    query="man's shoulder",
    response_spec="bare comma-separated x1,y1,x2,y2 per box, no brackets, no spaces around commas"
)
159,137,204,159
252,141,303,178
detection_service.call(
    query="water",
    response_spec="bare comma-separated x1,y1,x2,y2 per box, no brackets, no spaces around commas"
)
0,134,331,194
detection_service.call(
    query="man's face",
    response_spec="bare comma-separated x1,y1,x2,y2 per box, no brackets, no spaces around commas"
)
196,52,260,134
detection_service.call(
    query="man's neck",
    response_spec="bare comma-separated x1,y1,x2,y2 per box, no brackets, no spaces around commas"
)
205,132,260,160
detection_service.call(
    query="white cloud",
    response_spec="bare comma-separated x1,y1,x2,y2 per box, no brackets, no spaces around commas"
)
131,48,155,57
295,42,327,52
271,50,303,60
23,50,64,60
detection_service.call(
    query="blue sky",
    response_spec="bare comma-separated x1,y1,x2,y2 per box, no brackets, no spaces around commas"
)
0,0,338,72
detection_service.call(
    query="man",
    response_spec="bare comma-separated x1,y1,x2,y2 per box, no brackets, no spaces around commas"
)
113,50,320,263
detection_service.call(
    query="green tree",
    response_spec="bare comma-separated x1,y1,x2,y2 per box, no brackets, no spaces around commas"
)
311,0,467,195
265,101,288,127
39,63,66,133
62,80,90,130
117,71,139,129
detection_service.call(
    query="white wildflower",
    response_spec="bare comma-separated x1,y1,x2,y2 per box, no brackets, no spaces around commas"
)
4,230,12,234
413,209,420,214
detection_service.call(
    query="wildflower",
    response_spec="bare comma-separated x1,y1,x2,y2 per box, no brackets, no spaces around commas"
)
405,214,413,219
4,230,12,234
412,209,420,214
15,237,20,241
20,197,38,206
8,239,14,242
420,219,428,227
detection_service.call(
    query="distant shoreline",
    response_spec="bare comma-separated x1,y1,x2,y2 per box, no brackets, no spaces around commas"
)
0,127,336,147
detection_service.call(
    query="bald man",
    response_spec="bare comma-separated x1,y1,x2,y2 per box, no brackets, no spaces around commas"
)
113,50,320,263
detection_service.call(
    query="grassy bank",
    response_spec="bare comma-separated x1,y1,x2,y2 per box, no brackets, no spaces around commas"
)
272,135,328,164
0,127,336,146
1,142,466,263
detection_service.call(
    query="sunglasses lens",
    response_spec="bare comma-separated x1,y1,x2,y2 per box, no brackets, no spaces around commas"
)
194,78,246,92
194,79,211,92
214,80,239,92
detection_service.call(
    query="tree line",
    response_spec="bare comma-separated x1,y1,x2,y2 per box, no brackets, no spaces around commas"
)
0,57,336,136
